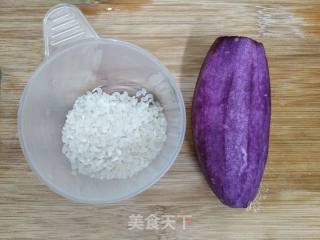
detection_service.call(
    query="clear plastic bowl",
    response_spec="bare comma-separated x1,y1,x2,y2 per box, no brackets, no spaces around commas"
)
18,4,186,203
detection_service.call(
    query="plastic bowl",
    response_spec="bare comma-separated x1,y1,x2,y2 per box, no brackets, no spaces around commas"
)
18,4,186,203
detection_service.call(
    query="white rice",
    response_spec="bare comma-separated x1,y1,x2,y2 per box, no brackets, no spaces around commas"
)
62,88,167,179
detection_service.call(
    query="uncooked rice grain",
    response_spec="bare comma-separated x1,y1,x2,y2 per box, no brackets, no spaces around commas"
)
62,88,167,179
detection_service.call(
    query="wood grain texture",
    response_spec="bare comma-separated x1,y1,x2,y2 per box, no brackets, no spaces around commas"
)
1,0,320,239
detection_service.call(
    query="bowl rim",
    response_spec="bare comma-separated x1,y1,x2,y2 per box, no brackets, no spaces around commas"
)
17,38,186,204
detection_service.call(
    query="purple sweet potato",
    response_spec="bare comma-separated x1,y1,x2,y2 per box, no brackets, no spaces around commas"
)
192,36,271,208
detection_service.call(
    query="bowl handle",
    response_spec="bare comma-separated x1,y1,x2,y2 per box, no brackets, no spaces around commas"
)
43,3,99,58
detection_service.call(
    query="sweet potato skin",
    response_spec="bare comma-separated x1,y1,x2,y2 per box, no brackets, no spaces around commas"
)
192,36,271,208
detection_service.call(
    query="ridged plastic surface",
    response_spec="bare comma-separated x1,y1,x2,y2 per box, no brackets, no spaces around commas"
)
43,4,98,58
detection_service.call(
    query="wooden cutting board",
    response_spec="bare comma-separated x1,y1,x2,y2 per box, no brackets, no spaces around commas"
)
0,0,320,239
